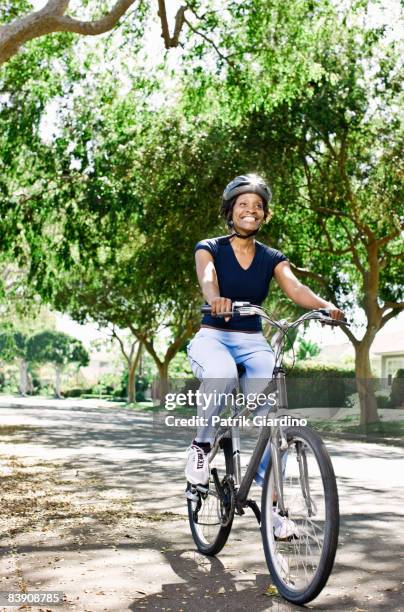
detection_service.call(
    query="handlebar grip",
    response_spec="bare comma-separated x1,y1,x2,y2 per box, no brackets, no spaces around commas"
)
319,308,348,324
200,306,234,317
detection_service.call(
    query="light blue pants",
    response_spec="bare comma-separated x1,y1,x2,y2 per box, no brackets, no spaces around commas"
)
187,327,275,443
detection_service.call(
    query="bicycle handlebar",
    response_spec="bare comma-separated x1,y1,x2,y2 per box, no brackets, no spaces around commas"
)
200,302,349,328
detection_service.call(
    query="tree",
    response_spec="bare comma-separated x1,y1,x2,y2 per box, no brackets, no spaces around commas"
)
110,329,142,404
27,330,89,397
12,86,245,399
0,0,198,65
265,34,403,425
178,0,403,425
0,330,29,394
3,0,400,423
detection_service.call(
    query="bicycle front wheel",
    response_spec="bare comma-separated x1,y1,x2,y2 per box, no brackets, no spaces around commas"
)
261,426,339,605
187,436,234,556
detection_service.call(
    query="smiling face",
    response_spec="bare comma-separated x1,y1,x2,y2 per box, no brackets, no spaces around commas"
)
231,192,265,234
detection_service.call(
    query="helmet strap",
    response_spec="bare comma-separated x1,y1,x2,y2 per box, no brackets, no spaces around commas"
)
228,220,260,239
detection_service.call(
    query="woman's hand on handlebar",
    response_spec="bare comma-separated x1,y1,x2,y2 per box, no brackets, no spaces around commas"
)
210,297,232,322
324,303,346,321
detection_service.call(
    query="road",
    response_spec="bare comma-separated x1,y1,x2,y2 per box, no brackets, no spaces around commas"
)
0,396,403,611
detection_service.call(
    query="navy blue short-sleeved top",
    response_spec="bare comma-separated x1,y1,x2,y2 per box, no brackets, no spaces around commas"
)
195,235,288,331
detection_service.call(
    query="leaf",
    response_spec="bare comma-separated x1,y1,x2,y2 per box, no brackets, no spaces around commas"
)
264,585,278,596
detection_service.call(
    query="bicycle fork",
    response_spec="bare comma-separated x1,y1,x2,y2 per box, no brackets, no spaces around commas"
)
271,370,289,515
296,441,316,516
231,425,242,486
270,426,288,515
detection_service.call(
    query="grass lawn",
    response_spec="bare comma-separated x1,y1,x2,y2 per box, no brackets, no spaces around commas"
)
311,413,404,438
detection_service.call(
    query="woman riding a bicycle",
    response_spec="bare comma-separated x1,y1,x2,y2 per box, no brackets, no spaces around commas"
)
185,173,344,486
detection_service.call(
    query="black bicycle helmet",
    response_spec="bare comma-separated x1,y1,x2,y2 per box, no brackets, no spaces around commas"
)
222,174,271,206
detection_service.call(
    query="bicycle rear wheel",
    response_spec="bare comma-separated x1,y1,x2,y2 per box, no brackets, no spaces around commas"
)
187,436,234,556
261,426,339,605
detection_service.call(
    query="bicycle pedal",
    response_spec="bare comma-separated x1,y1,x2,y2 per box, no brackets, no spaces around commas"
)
274,534,299,541
195,484,209,494
185,487,199,502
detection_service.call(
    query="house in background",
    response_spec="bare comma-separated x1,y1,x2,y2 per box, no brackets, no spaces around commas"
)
80,348,124,386
316,329,404,389
372,330,404,388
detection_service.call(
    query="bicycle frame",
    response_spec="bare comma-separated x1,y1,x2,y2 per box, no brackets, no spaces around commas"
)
204,304,348,518
209,370,289,516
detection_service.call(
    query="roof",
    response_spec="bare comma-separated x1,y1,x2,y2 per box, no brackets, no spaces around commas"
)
372,329,404,355
315,327,404,364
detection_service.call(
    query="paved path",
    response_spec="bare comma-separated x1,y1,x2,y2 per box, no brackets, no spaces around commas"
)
0,396,403,611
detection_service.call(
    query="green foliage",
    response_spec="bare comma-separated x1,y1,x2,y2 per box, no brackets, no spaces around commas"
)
0,1,34,24
27,331,89,368
117,371,150,401
296,338,320,361
169,350,193,378
180,0,403,322
287,365,356,408
375,394,390,409
0,23,77,261
0,0,401,422
0,330,26,362
182,0,347,119
63,387,94,398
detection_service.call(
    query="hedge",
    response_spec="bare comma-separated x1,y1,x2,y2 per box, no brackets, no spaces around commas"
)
285,365,356,408
178,366,357,409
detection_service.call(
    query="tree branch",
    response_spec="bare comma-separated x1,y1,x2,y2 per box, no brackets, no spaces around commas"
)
316,205,359,227
164,319,199,364
183,14,235,68
53,0,138,35
381,305,404,329
289,263,333,294
291,242,351,256
318,218,353,256
44,0,70,15
376,224,404,248
111,327,130,365
382,301,404,312
339,323,359,347
130,326,163,368
339,219,366,276
157,0,187,48
133,340,142,371
0,0,137,64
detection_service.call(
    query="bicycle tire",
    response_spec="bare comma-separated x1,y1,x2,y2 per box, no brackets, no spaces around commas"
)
187,436,234,556
261,426,339,605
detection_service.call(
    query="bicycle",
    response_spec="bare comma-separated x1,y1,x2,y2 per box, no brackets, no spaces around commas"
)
186,302,349,605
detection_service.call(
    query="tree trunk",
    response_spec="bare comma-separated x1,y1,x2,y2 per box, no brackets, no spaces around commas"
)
127,342,142,404
134,320,199,404
19,359,28,396
55,366,62,399
355,342,379,425
156,362,169,404
128,359,137,404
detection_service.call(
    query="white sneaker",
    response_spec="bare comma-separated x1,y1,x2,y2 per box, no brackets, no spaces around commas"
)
185,444,210,485
273,509,299,540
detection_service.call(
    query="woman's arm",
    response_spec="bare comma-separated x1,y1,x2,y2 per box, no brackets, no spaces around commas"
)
274,261,344,320
195,249,232,319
